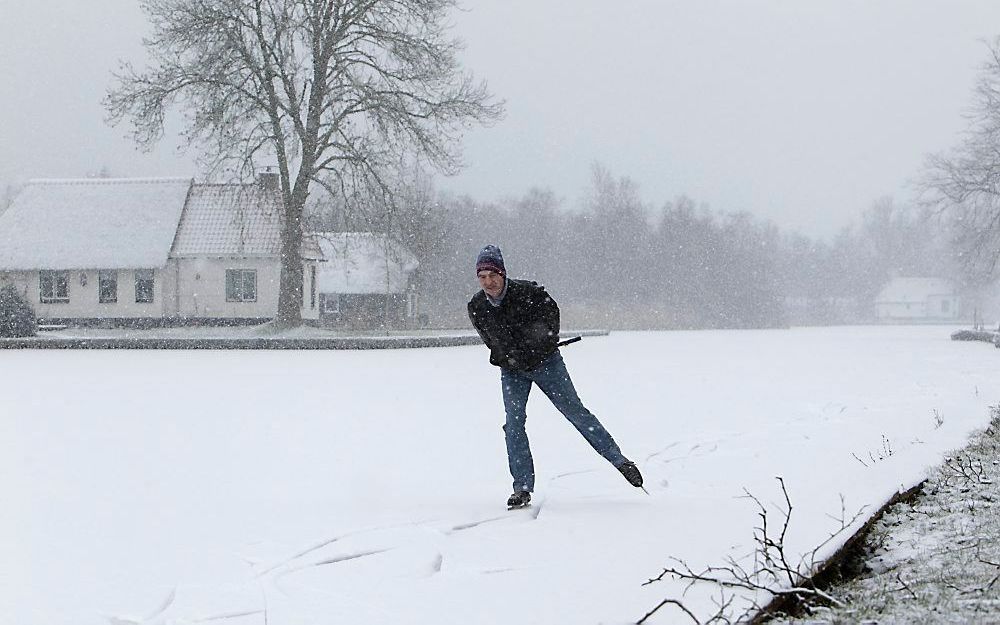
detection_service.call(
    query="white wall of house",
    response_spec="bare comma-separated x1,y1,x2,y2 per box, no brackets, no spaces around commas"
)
170,257,320,320
1,268,173,319
2,259,322,323
928,294,960,320
172,257,280,319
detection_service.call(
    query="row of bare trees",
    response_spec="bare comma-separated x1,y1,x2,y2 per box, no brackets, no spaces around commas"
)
308,162,953,330
330,164,790,330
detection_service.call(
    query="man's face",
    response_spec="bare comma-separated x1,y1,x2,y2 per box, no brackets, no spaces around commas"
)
477,270,505,298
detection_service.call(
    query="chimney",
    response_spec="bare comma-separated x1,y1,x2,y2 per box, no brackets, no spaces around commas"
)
257,167,279,192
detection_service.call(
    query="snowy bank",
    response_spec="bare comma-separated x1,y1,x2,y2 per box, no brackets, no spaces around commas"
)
0,327,608,349
774,408,1000,623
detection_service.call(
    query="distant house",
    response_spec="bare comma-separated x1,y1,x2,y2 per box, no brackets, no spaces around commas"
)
875,277,961,322
312,232,420,329
0,176,329,326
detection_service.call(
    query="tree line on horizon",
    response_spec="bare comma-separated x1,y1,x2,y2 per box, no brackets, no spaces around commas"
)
309,162,959,330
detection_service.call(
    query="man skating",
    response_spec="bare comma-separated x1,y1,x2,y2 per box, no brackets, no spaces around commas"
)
467,245,643,509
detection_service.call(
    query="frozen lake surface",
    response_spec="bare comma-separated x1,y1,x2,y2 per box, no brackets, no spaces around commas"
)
2,326,996,624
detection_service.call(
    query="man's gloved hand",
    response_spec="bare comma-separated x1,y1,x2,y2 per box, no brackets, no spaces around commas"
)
502,348,527,370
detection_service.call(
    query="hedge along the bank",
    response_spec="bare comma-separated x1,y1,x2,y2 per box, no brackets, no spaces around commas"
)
0,285,37,337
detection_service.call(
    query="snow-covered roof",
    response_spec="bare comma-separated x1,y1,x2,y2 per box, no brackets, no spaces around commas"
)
0,177,192,270
171,183,282,257
876,277,956,303
313,232,418,294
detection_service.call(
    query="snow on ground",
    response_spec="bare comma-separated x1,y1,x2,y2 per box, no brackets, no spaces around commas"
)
1,326,996,624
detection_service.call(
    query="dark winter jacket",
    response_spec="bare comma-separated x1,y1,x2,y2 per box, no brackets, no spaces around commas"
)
468,279,560,371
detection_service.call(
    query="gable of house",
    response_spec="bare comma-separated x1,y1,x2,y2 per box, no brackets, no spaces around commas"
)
0,177,192,270
171,183,282,257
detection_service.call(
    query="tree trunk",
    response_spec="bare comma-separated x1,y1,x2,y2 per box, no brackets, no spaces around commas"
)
275,193,305,328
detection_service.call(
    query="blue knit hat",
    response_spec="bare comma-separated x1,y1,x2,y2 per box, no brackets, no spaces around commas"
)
476,245,505,275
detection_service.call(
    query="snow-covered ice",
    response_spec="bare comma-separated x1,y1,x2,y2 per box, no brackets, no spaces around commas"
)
1,326,996,624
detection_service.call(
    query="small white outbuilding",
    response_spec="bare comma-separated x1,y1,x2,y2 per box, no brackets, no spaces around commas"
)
311,232,421,328
874,277,961,322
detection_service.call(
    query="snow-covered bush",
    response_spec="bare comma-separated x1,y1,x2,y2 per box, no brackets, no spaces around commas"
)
0,284,37,337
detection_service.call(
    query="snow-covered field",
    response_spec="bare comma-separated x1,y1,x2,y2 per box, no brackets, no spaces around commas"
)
2,326,996,624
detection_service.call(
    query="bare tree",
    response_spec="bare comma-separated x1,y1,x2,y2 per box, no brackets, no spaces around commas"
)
640,478,864,624
106,0,503,327
922,37,1000,285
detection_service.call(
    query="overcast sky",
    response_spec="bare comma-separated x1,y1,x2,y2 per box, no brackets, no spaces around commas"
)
2,1,1000,238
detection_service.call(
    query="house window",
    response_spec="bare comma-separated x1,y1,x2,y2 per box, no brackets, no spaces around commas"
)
226,269,257,302
310,266,317,309
135,269,154,303
39,270,70,303
407,289,419,318
99,270,118,304
942,300,951,313
322,293,340,313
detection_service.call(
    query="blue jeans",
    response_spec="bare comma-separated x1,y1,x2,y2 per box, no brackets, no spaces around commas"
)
500,351,627,493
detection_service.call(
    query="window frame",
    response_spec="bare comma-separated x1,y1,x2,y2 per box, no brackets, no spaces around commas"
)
321,293,341,314
309,265,317,310
134,269,155,304
406,289,419,318
39,270,70,304
225,268,258,303
98,270,118,304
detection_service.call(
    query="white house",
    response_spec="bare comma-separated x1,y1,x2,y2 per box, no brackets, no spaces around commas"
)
0,176,327,326
170,180,324,322
874,277,961,322
312,232,420,328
